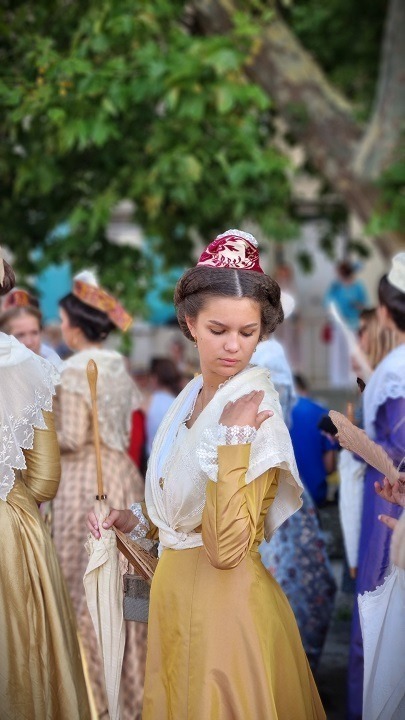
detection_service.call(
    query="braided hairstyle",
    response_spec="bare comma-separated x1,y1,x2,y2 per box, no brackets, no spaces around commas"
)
59,293,115,342
174,266,283,341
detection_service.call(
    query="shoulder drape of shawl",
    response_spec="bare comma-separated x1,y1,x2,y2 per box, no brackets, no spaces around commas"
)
60,348,142,452
0,333,59,500
146,365,303,548
364,344,405,438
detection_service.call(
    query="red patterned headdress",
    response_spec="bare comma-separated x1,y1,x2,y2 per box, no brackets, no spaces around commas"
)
2,288,37,310
73,271,132,332
197,229,264,273
197,229,296,318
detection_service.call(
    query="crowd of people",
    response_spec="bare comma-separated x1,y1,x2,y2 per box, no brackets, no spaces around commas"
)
0,233,404,720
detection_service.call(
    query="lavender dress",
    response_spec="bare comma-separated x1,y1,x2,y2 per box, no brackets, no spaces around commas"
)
348,395,405,719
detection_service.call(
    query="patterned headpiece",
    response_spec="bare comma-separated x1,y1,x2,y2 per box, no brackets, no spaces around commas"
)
197,229,296,318
197,229,264,273
73,271,133,332
2,288,36,310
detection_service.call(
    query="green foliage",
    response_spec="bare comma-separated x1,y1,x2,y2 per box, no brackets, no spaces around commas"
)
346,239,371,259
367,157,405,237
295,250,314,273
0,0,294,310
0,0,393,309
284,0,388,118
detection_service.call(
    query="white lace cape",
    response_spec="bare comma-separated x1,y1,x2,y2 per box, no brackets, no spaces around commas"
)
145,365,303,552
60,348,142,452
363,344,405,438
0,333,59,501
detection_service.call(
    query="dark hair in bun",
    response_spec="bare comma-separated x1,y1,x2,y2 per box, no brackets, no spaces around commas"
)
59,293,115,342
0,261,16,296
174,266,284,341
378,275,405,332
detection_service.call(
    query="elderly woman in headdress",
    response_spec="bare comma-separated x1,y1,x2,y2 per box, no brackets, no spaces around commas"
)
0,252,91,718
88,230,326,719
52,271,145,719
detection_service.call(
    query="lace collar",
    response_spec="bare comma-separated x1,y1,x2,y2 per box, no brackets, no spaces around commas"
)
0,334,59,500
182,366,254,426
60,346,142,451
146,365,303,551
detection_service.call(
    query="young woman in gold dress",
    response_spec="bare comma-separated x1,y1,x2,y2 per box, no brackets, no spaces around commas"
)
0,257,91,719
88,230,326,719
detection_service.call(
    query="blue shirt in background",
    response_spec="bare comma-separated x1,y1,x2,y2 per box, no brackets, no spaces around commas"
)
324,280,368,329
290,396,334,506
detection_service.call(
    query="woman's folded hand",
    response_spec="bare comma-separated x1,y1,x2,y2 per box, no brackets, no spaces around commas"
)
86,507,136,539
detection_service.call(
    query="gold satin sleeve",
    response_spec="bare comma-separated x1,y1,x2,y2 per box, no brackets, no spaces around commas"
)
202,444,278,570
22,410,61,503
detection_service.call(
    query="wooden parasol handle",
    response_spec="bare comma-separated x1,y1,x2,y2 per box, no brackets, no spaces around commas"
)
87,359,106,500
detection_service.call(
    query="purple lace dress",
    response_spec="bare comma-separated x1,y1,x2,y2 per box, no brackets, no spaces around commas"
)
348,395,405,719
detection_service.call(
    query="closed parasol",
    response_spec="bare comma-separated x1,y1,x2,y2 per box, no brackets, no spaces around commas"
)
83,360,125,720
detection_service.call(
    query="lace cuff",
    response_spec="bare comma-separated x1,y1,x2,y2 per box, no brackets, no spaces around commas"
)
129,502,150,541
196,424,257,481
217,423,257,445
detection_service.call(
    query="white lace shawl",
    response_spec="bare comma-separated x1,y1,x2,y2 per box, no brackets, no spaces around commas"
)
60,348,142,451
364,344,405,438
0,333,59,501
145,365,303,553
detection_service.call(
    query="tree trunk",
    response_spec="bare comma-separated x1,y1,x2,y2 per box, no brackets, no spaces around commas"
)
193,0,404,256
354,0,405,179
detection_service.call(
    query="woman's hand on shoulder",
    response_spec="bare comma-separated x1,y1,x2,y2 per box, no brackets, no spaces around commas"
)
86,508,137,539
219,390,273,430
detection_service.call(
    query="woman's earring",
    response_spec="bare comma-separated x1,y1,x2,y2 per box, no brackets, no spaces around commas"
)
194,336,198,348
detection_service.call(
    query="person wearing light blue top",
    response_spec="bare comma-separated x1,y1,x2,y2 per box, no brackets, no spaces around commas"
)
324,261,369,386
146,357,181,456
325,261,368,330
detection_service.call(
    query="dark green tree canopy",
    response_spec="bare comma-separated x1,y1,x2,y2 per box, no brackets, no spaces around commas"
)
0,0,401,308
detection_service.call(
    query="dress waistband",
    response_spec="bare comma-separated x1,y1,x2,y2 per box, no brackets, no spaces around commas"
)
158,527,203,556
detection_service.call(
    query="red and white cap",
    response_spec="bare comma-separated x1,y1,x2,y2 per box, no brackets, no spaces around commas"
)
197,229,295,318
197,229,263,273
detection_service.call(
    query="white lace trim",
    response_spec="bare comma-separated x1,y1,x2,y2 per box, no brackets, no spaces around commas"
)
364,345,405,438
61,348,142,451
196,424,257,479
0,347,59,501
129,502,150,540
145,365,303,551
215,228,258,247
